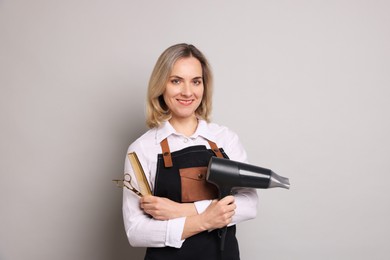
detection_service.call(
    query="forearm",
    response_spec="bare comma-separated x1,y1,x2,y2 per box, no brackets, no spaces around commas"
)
124,215,170,247
140,195,198,220
181,214,207,240
123,192,169,247
124,191,199,248
181,196,236,240
231,187,258,224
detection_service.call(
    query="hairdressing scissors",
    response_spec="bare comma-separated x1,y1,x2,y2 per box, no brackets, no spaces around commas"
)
112,174,143,197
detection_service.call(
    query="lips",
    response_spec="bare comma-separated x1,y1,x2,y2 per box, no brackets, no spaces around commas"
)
177,99,194,105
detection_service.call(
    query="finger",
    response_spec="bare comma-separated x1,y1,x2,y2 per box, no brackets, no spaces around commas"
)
220,195,235,204
140,197,154,209
225,211,235,221
140,195,155,204
228,201,236,209
210,199,218,205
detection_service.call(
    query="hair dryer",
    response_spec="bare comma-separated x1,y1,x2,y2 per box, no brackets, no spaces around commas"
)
206,157,290,198
206,156,290,250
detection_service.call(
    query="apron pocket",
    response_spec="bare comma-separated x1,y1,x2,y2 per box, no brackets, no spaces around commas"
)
179,166,218,203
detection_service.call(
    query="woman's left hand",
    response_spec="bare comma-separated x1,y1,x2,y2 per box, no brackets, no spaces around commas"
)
140,195,197,220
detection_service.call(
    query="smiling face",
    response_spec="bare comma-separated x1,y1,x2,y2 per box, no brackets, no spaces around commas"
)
163,56,204,123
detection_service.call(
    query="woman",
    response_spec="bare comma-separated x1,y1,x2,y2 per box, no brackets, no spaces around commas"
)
123,43,258,260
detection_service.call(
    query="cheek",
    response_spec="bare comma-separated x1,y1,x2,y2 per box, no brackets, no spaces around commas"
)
162,88,178,110
163,85,179,98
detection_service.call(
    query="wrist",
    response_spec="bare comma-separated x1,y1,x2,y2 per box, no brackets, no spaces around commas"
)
198,212,211,231
182,214,208,240
178,203,198,218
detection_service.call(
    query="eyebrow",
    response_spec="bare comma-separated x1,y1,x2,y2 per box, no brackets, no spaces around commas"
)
169,75,203,80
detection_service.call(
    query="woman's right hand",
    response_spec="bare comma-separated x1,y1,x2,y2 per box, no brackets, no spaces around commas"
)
181,195,236,240
199,195,236,230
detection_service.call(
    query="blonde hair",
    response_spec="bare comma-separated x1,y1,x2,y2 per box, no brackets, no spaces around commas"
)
146,43,213,128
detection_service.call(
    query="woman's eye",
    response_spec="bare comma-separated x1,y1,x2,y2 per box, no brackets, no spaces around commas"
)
171,79,181,84
193,80,202,85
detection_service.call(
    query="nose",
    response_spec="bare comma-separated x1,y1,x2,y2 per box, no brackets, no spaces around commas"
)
181,82,192,96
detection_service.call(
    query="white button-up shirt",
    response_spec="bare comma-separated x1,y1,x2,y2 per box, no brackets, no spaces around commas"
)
123,120,258,248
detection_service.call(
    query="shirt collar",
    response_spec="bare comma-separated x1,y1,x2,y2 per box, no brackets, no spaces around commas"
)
155,121,176,144
154,119,216,144
192,119,216,142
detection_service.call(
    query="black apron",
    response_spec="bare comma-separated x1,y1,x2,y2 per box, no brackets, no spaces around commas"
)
144,138,240,260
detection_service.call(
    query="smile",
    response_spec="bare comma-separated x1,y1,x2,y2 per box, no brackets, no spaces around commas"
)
177,99,194,105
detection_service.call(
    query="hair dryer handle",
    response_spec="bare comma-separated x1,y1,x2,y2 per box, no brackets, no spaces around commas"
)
218,186,233,200
216,186,233,251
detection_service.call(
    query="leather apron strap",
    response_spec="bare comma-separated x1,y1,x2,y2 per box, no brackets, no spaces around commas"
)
160,138,224,168
160,138,173,168
208,140,224,158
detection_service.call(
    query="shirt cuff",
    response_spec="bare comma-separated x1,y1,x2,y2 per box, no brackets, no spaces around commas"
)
165,217,186,248
194,200,212,214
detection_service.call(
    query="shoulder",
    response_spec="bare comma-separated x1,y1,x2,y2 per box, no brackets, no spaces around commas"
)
207,121,239,139
127,128,158,154
204,121,241,147
204,121,247,162
126,128,163,167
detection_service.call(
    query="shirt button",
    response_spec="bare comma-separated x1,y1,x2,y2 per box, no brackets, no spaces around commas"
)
183,138,189,143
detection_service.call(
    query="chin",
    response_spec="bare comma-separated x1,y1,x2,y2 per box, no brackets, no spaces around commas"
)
172,111,197,119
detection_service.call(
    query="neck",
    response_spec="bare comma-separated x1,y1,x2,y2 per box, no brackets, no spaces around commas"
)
169,116,198,137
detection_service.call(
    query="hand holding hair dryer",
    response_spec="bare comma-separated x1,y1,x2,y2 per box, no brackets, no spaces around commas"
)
206,156,290,250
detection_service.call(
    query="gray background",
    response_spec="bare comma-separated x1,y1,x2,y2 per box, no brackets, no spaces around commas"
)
1,0,389,259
